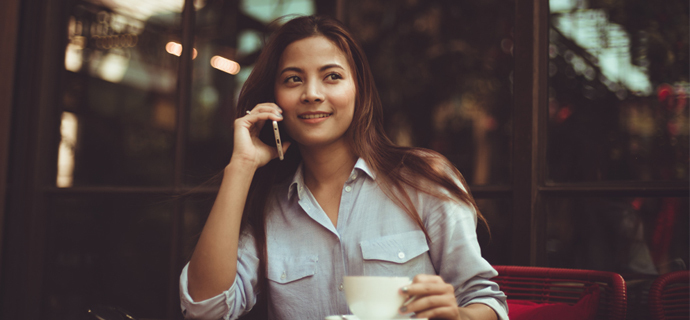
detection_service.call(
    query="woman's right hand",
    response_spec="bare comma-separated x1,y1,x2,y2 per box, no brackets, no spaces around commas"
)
190,103,287,302
231,103,290,169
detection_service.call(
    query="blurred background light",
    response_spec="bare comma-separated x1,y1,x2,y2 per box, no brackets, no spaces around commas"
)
65,41,84,72
165,41,197,59
96,49,129,83
89,0,204,21
210,55,240,75
240,0,314,24
551,7,653,96
57,112,78,188
237,30,262,56
550,0,582,13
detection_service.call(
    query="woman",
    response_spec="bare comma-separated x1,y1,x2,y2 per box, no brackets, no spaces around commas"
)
180,15,508,320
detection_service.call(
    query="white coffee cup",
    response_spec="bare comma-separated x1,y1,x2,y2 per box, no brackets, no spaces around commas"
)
343,276,411,320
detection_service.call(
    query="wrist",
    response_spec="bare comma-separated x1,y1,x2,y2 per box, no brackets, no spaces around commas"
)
226,158,259,176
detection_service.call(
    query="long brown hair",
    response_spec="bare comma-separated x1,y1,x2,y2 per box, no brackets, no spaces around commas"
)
235,14,487,308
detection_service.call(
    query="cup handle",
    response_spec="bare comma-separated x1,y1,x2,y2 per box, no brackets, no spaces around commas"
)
402,294,417,307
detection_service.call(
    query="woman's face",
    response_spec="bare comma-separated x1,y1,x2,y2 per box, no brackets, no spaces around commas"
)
274,35,356,150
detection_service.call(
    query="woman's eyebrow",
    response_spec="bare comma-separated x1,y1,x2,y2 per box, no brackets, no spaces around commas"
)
278,64,345,75
278,67,303,75
319,63,345,72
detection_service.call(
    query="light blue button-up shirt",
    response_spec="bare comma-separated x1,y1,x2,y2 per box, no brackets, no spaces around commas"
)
180,158,508,320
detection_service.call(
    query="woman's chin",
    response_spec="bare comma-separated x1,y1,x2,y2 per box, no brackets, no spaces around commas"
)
293,135,348,151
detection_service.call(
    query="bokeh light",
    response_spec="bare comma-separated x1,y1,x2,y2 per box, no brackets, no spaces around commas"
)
210,55,240,75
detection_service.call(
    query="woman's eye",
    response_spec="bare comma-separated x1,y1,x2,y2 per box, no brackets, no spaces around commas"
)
326,73,342,81
285,76,301,83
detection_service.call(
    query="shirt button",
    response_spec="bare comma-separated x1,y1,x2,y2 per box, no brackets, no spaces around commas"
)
398,251,406,259
338,284,343,291
280,272,286,280
345,186,352,192
350,173,357,180
298,185,303,192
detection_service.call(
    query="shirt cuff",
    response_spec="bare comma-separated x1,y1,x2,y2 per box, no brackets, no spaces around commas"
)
179,263,236,320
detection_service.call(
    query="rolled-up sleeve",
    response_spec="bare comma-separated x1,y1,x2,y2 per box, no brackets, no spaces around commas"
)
425,195,509,320
179,233,261,320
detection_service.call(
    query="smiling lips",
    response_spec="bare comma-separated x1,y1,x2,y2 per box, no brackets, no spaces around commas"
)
298,113,332,120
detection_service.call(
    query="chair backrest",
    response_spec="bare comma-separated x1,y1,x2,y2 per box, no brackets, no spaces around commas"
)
492,265,627,320
648,270,690,320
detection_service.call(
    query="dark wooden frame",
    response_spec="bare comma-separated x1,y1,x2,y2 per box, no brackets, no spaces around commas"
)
0,0,21,285
511,0,550,266
1,0,68,319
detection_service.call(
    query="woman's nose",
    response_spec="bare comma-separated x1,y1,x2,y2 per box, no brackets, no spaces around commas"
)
301,81,324,103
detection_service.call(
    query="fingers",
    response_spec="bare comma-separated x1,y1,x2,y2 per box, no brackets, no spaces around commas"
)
230,103,287,166
244,103,283,120
412,274,445,284
408,305,460,320
400,292,456,311
237,103,283,137
401,275,450,296
399,275,459,319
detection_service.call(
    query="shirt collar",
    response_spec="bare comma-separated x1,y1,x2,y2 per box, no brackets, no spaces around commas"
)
287,157,376,200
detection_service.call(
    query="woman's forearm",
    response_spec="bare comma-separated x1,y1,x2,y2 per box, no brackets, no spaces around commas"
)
187,159,257,301
457,303,499,320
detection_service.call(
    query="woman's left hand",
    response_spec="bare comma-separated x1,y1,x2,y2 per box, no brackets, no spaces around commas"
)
398,274,461,320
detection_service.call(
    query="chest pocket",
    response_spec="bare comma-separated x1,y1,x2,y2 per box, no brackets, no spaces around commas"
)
267,255,318,284
360,230,430,264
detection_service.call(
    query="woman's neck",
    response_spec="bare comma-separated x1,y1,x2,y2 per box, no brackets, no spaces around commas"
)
299,142,358,191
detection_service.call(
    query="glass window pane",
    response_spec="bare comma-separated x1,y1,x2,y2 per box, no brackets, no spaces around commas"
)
546,196,689,276
185,0,318,185
58,0,184,187
547,1,689,183
42,195,173,319
344,1,514,186
476,198,513,266
185,1,515,186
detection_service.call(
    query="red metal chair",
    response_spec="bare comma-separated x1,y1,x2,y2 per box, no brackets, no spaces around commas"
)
492,265,627,320
648,270,690,320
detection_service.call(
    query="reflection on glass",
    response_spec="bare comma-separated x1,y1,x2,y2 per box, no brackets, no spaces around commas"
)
552,9,652,95
240,0,315,24
546,197,689,276
183,0,316,184
547,0,689,182
89,0,185,21
344,1,514,186
59,1,182,186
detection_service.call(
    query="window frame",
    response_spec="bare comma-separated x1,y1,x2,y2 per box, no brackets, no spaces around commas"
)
1,0,688,319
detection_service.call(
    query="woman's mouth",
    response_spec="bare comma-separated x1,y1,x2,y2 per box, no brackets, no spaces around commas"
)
298,113,332,119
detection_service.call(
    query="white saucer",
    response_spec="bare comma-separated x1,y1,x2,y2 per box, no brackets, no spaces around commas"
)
325,315,427,320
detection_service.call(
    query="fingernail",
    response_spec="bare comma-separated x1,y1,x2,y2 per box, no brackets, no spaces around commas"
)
399,306,407,313
401,286,409,293
276,113,283,118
